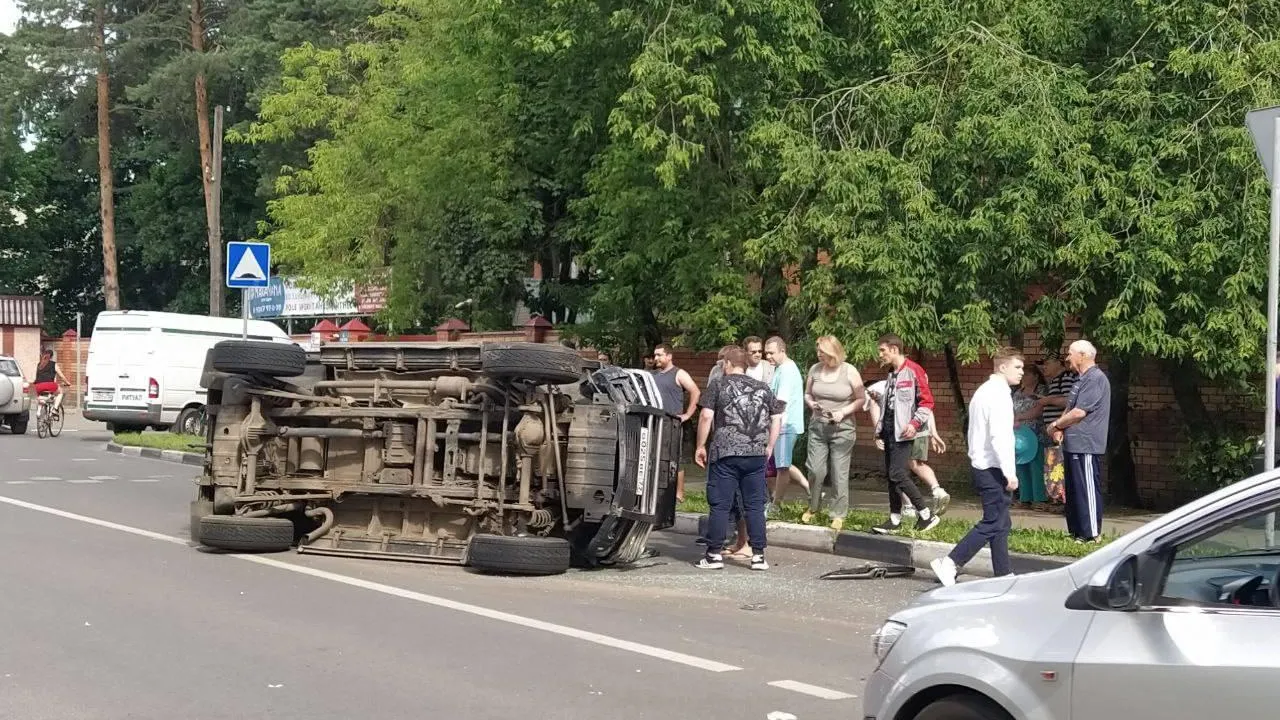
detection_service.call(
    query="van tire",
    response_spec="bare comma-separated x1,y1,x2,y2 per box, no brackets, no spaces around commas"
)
467,534,572,575
174,406,204,436
211,341,305,378
189,499,214,543
913,695,1012,720
198,515,295,553
480,343,582,385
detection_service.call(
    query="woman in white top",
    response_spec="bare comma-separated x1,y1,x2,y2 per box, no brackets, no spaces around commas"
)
800,335,865,530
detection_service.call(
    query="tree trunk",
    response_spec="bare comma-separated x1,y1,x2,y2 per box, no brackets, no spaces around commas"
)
943,343,968,431
94,0,119,310
1106,352,1142,507
191,0,222,316
1161,357,1217,437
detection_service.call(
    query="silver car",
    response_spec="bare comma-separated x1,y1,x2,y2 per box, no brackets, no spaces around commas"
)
866,469,1280,720
0,355,31,435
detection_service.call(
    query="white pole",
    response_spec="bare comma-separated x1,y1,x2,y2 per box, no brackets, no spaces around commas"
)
75,312,82,408
242,289,249,341
1265,115,1280,546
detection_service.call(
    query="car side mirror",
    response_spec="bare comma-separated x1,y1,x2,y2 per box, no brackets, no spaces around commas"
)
1084,555,1140,611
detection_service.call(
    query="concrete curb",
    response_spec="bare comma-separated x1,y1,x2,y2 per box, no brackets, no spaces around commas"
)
674,511,1073,578
106,442,204,467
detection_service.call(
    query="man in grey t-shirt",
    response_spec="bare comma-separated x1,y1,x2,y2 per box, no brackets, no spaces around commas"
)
694,346,785,571
1048,340,1111,542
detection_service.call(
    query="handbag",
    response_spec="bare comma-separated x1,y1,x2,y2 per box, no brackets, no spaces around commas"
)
1043,444,1066,503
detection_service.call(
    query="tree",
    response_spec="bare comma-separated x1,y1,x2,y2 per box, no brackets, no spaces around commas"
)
93,0,120,309
189,0,222,316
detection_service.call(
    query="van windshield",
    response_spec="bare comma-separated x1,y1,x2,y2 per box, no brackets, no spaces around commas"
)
0,359,20,377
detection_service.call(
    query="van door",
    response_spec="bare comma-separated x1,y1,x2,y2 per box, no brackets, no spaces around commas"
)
87,328,146,407
111,328,156,412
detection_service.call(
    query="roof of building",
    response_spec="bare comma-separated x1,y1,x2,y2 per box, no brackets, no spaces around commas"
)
0,296,43,327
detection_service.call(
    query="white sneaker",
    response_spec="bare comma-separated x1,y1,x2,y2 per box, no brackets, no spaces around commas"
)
697,554,724,570
930,556,957,586
751,554,769,571
932,488,951,516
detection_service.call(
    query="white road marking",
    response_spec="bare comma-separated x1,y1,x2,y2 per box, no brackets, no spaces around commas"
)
68,479,103,484
0,495,744,674
29,476,61,482
129,478,160,483
767,680,856,700
71,458,96,462
147,475,173,480
17,459,39,463
5,480,35,485
86,476,117,481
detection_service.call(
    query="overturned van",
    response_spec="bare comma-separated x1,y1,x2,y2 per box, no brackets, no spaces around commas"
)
190,340,680,574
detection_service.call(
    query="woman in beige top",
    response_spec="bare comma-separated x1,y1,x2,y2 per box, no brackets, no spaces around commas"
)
801,335,865,530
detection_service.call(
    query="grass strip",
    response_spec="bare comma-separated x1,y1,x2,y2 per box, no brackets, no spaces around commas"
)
113,432,204,452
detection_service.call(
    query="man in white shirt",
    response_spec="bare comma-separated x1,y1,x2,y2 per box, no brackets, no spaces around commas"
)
930,348,1024,586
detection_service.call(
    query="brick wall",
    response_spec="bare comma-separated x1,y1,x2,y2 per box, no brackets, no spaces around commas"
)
48,338,88,408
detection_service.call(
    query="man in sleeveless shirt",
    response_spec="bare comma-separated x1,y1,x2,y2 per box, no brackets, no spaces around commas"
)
652,344,701,502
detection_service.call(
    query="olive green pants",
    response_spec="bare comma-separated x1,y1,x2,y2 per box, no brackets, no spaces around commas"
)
806,419,856,516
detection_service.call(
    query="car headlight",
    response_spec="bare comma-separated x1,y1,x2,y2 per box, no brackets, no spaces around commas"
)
871,620,908,664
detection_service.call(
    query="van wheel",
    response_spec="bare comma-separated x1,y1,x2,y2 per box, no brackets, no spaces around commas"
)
189,499,214,543
198,515,295,553
211,340,306,378
174,406,204,436
480,343,582,385
913,695,1012,720
467,534,571,575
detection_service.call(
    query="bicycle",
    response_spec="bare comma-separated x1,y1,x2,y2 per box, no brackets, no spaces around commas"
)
35,392,64,439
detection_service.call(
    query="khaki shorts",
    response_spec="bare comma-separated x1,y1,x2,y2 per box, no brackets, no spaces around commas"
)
910,435,929,462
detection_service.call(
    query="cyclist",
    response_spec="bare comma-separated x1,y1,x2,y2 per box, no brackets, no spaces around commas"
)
32,348,70,412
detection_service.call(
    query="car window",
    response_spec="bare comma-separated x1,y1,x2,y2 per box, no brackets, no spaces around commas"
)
0,359,20,377
1175,511,1279,559
1159,508,1280,607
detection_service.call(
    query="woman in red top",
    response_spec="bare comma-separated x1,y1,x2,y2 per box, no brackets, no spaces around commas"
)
33,348,70,410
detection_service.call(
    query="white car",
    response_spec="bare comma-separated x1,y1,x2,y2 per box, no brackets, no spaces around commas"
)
865,467,1280,720
0,355,31,435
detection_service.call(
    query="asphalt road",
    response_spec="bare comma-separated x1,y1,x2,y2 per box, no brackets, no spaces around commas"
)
0,425,935,719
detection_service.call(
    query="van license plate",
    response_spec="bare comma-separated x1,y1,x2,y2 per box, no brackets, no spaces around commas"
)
92,390,113,402
119,391,145,402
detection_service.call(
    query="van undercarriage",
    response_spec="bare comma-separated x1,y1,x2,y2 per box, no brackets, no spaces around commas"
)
192,340,680,574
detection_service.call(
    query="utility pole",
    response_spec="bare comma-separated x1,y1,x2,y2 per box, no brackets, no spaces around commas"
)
211,104,224,315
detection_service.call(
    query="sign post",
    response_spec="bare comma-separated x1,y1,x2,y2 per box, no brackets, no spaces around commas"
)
1245,107,1280,546
225,241,271,340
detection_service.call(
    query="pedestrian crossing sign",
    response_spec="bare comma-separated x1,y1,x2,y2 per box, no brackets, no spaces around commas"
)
226,242,271,289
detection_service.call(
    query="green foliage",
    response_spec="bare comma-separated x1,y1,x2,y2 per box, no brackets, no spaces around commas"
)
1174,428,1259,498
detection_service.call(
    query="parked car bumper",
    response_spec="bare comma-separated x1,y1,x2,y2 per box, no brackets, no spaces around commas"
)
84,403,162,427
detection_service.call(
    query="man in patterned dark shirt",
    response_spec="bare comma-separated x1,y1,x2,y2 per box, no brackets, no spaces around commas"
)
694,345,786,571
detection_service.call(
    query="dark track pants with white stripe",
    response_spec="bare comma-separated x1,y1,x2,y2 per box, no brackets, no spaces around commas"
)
1064,452,1103,540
